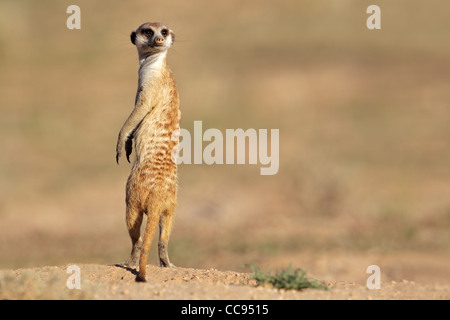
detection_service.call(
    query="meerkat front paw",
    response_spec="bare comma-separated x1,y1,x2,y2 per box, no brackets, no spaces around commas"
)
116,134,133,164
125,136,133,162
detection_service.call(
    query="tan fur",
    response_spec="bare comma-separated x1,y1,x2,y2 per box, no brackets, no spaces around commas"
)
116,22,180,282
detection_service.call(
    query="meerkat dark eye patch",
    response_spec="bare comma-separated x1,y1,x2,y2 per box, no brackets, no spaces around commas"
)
142,29,154,36
161,29,168,37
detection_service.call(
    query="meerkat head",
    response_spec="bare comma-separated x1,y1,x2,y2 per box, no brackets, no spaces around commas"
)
131,22,175,59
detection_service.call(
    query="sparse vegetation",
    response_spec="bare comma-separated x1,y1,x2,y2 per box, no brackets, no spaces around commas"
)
251,265,329,291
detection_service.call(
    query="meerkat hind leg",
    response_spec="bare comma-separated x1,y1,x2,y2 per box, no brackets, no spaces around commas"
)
118,207,143,267
158,207,176,268
120,237,142,267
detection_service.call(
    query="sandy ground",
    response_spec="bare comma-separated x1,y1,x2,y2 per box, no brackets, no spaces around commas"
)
0,263,448,300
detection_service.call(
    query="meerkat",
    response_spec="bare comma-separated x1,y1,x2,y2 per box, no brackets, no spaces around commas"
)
115,22,180,282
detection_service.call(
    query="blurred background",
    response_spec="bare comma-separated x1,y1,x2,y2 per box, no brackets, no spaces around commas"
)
1,0,449,285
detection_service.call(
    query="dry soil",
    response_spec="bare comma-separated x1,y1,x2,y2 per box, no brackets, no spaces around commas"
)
1,263,448,300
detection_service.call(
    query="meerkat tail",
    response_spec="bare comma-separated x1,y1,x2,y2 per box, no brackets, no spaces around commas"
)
136,200,163,282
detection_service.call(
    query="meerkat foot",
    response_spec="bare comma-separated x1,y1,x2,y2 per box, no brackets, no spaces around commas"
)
117,257,138,268
117,239,142,267
158,241,175,268
160,259,176,268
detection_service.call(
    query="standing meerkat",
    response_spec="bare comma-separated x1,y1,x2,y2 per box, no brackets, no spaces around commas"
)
116,22,180,282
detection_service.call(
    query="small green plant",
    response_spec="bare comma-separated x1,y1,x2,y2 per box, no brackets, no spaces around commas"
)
250,264,329,291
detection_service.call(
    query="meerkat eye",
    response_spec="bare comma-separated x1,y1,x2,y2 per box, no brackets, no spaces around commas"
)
161,29,169,37
143,29,154,36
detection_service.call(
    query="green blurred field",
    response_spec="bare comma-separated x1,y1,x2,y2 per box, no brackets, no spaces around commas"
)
1,0,449,285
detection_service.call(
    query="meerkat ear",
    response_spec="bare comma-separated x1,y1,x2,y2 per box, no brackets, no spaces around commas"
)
130,31,137,45
170,30,175,44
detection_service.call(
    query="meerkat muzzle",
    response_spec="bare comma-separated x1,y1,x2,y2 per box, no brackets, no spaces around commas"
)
155,37,165,45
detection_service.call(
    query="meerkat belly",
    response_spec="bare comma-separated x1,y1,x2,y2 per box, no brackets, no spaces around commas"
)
130,111,178,195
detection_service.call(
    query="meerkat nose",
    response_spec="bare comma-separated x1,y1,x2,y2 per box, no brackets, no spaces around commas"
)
155,37,164,45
